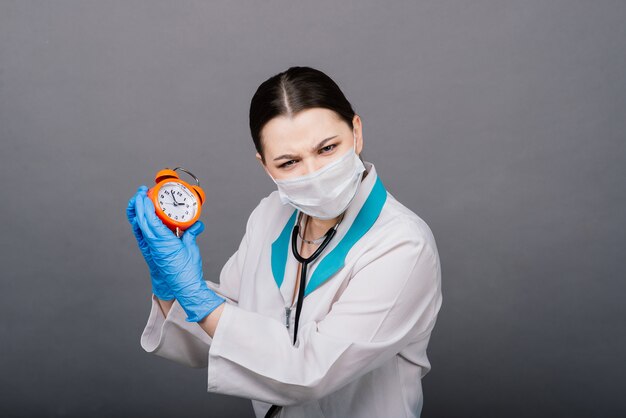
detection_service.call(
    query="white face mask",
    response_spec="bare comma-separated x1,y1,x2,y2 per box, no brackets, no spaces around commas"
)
268,133,366,220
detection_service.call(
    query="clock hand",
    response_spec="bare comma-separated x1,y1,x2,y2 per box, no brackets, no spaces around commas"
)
171,191,180,206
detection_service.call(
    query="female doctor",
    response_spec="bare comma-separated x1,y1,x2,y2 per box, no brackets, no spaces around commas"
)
126,66,442,418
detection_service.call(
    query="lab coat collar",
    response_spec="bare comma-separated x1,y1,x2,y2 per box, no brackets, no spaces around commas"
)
271,161,388,297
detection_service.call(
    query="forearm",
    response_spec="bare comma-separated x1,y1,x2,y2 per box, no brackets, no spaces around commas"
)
156,296,225,337
156,297,174,317
198,301,226,338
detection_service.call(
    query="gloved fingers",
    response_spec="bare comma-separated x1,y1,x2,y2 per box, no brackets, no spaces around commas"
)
126,185,149,224
128,189,150,248
142,195,179,240
131,217,152,253
134,192,158,241
186,220,205,236
183,221,205,264
130,215,144,242
182,220,204,247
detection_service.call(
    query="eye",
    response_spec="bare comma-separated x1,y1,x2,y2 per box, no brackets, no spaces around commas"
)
280,160,296,169
320,144,337,153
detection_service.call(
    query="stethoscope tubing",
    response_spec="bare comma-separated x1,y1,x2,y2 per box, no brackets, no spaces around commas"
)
265,213,339,418
290,219,337,345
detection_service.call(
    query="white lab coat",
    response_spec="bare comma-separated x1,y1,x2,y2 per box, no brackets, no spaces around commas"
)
140,161,443,417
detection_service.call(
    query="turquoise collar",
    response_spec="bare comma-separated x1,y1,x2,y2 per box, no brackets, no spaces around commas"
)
270,175,388,297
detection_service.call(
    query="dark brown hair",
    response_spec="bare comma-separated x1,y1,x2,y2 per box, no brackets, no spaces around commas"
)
249,66,361,164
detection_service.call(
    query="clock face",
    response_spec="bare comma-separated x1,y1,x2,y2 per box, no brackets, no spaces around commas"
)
156,181,198,222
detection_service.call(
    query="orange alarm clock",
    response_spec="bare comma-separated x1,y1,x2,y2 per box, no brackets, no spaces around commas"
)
147,167,206,238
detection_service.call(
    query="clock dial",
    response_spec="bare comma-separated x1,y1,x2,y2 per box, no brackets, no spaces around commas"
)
157,181,198,222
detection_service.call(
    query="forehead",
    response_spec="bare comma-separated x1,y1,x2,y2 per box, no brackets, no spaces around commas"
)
261,108,344,153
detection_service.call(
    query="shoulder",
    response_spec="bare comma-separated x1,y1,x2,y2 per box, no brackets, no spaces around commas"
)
377,192,438,250
248,190,285,218
244,190,292,234
349,192,442,315
354,191,440,271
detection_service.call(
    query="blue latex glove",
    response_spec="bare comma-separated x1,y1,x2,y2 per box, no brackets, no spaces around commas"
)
134,193,225,322
126,186,175,301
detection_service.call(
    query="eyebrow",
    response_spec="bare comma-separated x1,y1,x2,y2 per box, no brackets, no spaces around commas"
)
273,135,339,161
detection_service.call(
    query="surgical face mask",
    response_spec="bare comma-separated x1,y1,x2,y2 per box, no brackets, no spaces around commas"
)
267,133,366,220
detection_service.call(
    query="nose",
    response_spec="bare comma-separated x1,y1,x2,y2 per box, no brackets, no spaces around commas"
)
301,158,319,175
301,157,323,176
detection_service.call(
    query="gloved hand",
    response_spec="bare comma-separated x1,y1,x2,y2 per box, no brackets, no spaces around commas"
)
126,185,175,301
134,192,225,322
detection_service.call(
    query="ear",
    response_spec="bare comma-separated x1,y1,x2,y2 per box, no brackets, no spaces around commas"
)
352,114,364,155
256,152,271,177
255,152,267,171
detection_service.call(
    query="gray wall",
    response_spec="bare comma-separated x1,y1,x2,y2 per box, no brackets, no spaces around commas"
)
1,1,624,417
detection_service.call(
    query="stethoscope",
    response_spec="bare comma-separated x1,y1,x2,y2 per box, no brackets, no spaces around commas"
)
265,211,342,418
290,210,342,345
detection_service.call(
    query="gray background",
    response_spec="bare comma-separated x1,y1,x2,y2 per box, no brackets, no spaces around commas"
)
1,1,624,417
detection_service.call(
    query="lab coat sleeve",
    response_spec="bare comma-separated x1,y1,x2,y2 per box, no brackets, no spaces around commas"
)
206,225,442,406
140,293,221,368
139,204,257,368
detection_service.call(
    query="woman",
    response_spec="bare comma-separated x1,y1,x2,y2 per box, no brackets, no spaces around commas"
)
126,66,442,417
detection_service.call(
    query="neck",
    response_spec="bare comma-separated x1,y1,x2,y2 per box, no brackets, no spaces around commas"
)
305,214,342,240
